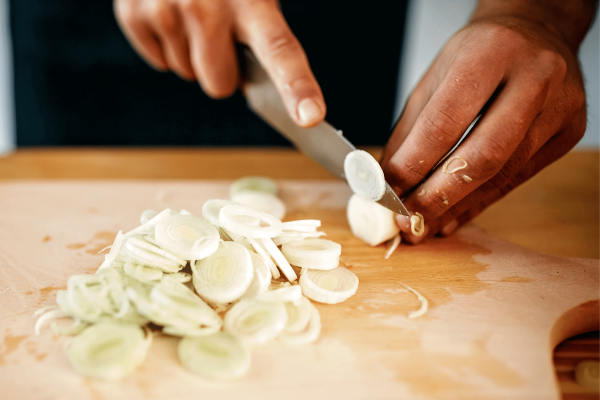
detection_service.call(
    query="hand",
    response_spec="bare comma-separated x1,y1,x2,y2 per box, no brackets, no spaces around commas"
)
380,1,595,243
113,0,326,127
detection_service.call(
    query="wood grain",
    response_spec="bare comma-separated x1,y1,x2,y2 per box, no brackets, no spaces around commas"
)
0,147,598,400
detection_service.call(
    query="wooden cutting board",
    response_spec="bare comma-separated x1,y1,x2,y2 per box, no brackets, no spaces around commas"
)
0,181,597,400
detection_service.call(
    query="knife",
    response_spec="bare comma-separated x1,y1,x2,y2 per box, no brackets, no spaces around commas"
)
241,49,411,217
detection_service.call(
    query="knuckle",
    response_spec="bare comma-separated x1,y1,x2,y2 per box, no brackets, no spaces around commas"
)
150,3,177,35
383,156,423,192
468,138,507,178
263,30,300,59
485,23,525,49
284,75,314,93
421,107,464,147
421,189,451,216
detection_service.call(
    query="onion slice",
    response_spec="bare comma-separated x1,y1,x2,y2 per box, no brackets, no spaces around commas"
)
281,239,341,271
256,286,302,304
231,192,286,220
68,322,151,380
279,302,321,346
299,267,358,304
178,332,251,379
224,299,287,346
202,199,240,227
282,296,312,333
219,205,282,239
155,214,220,260
344,150,386,201
230,176,278,197
347,194,399,246
242,252,272,299
192,241,254,305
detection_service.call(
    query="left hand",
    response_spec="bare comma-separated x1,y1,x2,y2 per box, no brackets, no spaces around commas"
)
380,8,591,243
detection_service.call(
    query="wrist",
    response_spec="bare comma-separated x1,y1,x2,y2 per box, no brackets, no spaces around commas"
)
471,0,597,53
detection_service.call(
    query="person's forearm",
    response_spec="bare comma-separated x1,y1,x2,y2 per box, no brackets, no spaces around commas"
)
472,0,598,53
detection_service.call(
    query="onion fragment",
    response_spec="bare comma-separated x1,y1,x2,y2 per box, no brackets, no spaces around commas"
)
398,282,428,319
219,205,282,239
281,239,341,270
347,194,399,246
230,176,278,197
299,267,358,304
574,360,600,390
192,241,254,305
68,322,151,380
155,215,220,261
442,155,468,174
384,234,401,260
279,302,321,346
344,150,386,201
410,212,425,237
231,192,286,220
224,299,287,346
178,332,251,379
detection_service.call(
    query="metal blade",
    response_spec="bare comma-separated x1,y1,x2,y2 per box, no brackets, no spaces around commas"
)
242,50,355,180
242,49,410,216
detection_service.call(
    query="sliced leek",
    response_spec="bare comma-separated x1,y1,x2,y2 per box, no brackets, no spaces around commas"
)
68,322,151,380
344,150,386,201
192,241,254,305
282,296,312,334
281,239,341,270
123,261,163,283
246,237,280,280
299,267,358,304
219,205,282,239
140,209,158,225
179,332,251,379
224,299,287,346
347,194,399,246
410,212,425,237
279,302,321,346
230,176,278,197
202,199,239,227
256,285,302,304
155,214,220,260
260,238,298,282
231,192,286,220
241,251,272,299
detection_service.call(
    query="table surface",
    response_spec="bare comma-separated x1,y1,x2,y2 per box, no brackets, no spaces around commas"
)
1,147,598,399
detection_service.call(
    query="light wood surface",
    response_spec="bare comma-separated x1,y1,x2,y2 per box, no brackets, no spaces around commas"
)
0,148,598,400
0,148,597,258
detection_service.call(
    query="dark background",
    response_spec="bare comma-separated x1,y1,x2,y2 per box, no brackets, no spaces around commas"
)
10,1,407,147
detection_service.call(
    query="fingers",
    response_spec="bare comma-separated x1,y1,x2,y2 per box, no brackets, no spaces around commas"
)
382,43,505,196
405,109,587,243
443,118,586,231
114,0,169,71
234,0,325,127
396,68,557,242
181,0,238,98
144,0,195,80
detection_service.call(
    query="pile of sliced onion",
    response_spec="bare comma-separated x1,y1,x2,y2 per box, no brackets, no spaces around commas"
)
35,177,360,381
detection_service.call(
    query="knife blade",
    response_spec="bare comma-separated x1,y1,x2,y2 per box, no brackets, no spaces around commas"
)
241,49,410,217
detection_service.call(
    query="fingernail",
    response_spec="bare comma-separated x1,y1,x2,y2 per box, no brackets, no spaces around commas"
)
298,98,321,125
441,219,459,236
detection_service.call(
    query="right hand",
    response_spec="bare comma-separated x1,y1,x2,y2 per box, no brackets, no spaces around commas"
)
114,0,326,127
